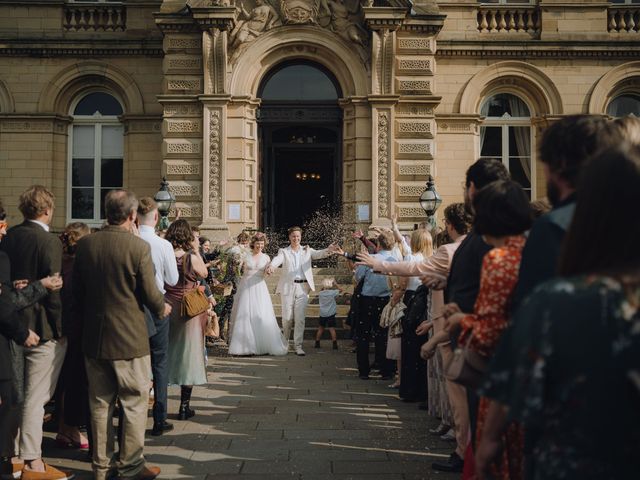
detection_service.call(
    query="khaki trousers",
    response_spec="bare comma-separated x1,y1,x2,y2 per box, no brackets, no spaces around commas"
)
440,343,470,458
281,283,309,349
85,355,151,480
20,338,67,461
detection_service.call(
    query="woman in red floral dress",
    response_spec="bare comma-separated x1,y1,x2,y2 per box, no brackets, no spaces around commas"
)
444,180,532,480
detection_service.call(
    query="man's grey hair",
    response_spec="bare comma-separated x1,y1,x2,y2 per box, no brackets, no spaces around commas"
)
105,190,138,225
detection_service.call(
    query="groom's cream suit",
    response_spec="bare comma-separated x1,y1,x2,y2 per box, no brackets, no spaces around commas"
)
270,245,331,350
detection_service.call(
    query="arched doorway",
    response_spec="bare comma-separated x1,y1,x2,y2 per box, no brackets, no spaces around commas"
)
257,61,342,230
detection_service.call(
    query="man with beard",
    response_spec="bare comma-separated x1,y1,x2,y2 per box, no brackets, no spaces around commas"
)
512,115,624,307
476,115,627,480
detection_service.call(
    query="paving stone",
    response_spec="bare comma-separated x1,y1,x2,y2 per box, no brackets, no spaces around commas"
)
48,341,460,479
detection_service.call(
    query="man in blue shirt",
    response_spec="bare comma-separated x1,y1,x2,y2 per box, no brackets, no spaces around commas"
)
353,230,396,379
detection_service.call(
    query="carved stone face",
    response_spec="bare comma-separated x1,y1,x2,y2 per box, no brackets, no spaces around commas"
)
288,7,312,23
281,0,317,24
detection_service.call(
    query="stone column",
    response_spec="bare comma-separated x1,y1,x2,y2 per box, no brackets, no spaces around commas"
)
365,8,405,225
392,17,443,227
193,6,237,238
155,13,205,222
340,96,371,228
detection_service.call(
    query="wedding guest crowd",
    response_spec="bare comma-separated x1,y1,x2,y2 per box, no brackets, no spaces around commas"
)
0,113,638,480
347,114,640,479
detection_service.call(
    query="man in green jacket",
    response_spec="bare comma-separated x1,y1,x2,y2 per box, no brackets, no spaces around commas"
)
74,190,171,480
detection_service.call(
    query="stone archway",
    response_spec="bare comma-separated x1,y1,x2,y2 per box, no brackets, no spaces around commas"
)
219,29,371,233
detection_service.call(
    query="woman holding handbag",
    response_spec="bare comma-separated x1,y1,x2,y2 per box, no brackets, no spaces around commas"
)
165,219,210,420
443,180,532,480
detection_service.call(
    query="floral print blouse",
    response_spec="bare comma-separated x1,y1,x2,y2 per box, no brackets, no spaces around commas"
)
458,235,526,357
483,275,640,480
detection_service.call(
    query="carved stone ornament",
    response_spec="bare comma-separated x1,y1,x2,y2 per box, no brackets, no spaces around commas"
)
209,109,223,219
281,0,318,24
228,0,369,49
377,111,390,218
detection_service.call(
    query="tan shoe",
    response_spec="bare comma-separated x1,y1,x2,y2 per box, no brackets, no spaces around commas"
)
116,466,160,480
20,464,74,480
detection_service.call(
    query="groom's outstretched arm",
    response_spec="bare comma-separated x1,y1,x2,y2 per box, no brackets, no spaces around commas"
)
270,248,285,269
310,243,338,260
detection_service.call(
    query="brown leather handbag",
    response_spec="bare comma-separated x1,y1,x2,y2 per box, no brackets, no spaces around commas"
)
180,253,210,318
444,331,489,390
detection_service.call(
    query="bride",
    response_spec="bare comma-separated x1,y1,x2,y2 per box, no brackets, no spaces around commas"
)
228,232,288,356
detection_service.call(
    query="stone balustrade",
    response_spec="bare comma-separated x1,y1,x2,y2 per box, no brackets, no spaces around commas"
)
63,3,126,31
608,6,640,33
476,6,540,34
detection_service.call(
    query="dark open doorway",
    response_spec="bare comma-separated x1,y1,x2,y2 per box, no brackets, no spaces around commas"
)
257,61,342,231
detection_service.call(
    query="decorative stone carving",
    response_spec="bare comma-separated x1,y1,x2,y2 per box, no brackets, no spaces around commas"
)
281,0,317,24
164,104,203,117
167,79,202,91
166,160,201,175
397,37,434,53
167,57,202,70
209,109,223,218
169,183,201,197
397,58,432,73
169,205,202,218
397,120,432,136
230,0,281,49
398,184,426,198
166,119,201,133
397,141,432,155
396,104,435,117
398,162,431,176
318,0,367,46
165,140,202,155
227,0,368,52
377,111,390,218
398,206,427,218
167,37,201,50
397,79,432,95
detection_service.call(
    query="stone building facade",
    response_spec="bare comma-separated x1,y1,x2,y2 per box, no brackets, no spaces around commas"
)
0,0,639,236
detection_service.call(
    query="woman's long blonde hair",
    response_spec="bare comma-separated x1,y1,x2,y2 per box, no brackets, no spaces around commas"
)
410,228,433,257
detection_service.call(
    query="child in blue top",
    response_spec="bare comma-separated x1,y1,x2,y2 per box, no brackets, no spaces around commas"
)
314,278,346,350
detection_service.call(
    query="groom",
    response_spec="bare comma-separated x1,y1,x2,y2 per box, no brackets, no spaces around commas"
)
267,227,337,356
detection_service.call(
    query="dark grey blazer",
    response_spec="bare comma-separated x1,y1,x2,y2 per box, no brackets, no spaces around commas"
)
0,221,63,340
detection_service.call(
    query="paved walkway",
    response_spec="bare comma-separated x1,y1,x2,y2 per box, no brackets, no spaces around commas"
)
46,341,459,480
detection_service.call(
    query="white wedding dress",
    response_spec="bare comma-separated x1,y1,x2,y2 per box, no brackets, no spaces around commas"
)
228,252,288,356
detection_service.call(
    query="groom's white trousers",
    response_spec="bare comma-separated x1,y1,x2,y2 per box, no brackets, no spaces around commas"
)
281,283,309,349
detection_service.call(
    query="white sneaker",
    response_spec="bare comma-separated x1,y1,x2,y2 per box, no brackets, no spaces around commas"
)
440,428,456,442
295,347,306,356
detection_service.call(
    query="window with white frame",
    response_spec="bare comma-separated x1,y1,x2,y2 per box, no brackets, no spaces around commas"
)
606,93,640,117
479,93,533,198
69,91,124,223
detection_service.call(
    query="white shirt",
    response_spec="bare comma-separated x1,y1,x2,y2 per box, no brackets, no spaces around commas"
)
28,219,49,232
291,246,304,280
318,289,340,317
139,225,179,294
404,252,425,292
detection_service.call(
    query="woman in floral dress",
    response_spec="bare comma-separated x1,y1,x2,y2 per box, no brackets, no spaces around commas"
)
444,180,532,480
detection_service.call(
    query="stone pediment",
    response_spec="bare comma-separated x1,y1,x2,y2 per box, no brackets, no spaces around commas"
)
226,0,375,51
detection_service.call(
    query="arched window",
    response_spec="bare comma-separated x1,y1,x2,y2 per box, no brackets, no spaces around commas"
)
68,91,124,222
606,93,640,117
480,93,533,197
259,63,341,102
